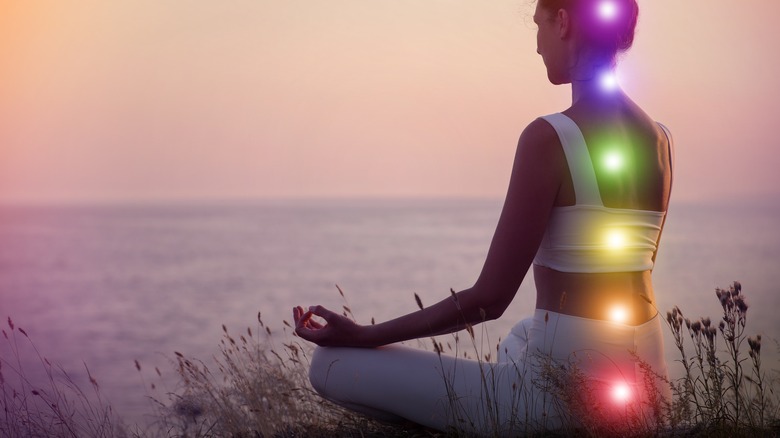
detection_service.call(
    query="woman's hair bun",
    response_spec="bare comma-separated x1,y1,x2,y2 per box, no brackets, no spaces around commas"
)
539,0,639,55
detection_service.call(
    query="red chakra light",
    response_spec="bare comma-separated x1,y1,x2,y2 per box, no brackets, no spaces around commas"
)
612,382,631,403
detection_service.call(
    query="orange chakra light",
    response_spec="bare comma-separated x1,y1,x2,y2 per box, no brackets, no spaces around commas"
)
609,306,628,323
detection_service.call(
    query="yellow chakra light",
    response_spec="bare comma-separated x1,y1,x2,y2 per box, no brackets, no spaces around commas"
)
606,230,625,249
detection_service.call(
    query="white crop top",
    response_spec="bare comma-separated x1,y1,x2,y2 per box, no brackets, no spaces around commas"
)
533,113,673,273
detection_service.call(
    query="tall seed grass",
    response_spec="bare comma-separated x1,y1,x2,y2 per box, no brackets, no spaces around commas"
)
2,281,779,436
131,311,424,437
0,318,115,438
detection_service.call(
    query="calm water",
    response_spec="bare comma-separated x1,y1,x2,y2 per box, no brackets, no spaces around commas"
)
1,198,779,426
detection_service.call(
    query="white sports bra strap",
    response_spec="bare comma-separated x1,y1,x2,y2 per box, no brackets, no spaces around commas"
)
658,122,674,177
541,113,603,206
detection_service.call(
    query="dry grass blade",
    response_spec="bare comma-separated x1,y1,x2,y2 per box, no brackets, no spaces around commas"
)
414,293,424,310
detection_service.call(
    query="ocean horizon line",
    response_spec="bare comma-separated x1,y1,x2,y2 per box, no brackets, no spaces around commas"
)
0,193,777,211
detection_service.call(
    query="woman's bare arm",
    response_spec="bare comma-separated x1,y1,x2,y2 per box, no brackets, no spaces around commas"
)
294,118,563,347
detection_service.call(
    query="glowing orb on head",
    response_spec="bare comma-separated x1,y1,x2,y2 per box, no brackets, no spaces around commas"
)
612,383,631,402
606,231,625,249
604,151,623,171
609,306,628,323
598,1,618,21
600,71,619,92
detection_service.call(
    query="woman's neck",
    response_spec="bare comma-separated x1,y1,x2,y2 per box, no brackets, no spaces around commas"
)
571,69,623,106
569,56,621,105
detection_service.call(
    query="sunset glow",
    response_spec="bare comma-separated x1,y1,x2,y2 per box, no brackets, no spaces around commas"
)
0,1,778,203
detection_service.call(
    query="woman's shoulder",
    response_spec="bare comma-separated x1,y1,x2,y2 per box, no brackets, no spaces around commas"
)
513,116,567,171
519,115,562,148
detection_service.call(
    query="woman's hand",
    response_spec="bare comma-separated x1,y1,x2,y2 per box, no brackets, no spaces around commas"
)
292,305,369,347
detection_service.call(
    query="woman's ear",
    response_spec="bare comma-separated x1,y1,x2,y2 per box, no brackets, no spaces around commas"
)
556,8,571,39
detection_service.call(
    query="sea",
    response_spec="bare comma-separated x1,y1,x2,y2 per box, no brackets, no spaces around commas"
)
1,197,778,428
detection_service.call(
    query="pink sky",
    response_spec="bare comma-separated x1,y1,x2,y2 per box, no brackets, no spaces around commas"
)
2,0,779,203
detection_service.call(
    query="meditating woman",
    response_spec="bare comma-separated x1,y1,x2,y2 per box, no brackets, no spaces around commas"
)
293,0,673,433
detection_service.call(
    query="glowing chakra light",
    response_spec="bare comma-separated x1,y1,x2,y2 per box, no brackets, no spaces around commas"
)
604,151,623,171
606,230,625,249
612,383,631,403
609,306,628,323
599,71,619,92
598,1,618,21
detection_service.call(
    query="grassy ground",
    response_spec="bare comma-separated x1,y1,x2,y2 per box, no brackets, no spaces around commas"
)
2,282,779,437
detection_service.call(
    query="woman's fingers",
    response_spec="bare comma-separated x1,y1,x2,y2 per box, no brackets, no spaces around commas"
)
295,319,325,343
309,305,340,323
293,305,329,339
307,317,324,329
293,306,309,326
293,304,363,347
303,308,327,329
292,306,302,323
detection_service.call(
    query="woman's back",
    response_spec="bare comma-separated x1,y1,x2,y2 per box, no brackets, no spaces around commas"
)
534,95,673,325
561,97,672,213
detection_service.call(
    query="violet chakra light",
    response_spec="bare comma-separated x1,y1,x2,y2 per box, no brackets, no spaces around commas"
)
597,0,618,21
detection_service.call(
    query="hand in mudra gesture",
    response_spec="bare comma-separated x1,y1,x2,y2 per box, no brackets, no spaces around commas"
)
293,305,367,347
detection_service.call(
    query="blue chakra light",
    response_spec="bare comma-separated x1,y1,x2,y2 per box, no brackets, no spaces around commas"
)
599,70,619,92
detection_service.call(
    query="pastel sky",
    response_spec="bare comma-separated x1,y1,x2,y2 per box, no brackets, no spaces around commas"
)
2,0,779,203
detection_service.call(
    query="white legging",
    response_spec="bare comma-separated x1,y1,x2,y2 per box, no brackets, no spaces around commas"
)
309,310,669,434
